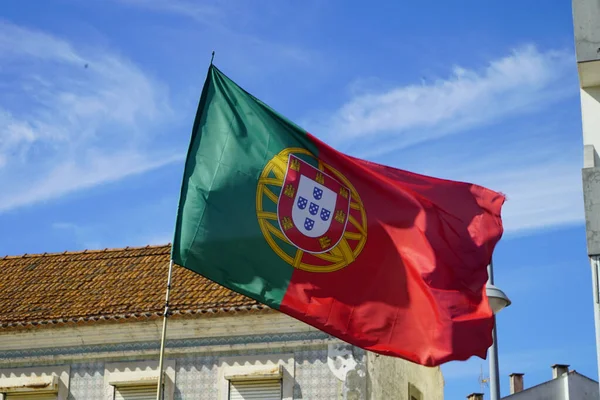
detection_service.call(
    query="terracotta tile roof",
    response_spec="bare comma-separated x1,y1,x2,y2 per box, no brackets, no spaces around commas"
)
0,245,266,330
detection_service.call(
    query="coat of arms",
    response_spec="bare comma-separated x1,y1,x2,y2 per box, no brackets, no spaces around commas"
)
277,155,350,253
256,148,367,272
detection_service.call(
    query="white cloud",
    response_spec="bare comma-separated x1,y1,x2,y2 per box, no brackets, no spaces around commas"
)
0,21,180,213
112,0,314,66
431,151,582,235
366,120,584,236
0,21,82,63
425,151,581,235
52,222,102,250
317,45,575,151
116,0,222,23
0,151,182,212
310,45,582,236
471,162,582,234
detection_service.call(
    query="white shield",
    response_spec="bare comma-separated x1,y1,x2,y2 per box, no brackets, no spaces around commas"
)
292,175,337,238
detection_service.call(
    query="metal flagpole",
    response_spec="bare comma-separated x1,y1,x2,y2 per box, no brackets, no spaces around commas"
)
488,261,501,400
155,51,214,399
156,260,174,400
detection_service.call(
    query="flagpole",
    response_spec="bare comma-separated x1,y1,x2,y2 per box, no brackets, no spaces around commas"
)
155,259,174,400
155,51,215,400
487,261,500,400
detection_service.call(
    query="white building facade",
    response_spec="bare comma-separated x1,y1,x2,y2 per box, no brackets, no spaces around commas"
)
573,0,600,390
0,245,444,400
501,364,598,400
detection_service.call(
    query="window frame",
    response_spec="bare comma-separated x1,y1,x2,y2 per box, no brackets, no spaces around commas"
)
217,353,294,400
228,377,283,400
0,365,70,400
103,360,176,400
408,382,423,400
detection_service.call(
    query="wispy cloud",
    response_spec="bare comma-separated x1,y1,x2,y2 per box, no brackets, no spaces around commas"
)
0,21,181,213
0,151,182,213
468,160,582,235
395,134,582,235
116,0,222,23
305,45,582,235
50,193,178,250
312,45,576,153
51,220,173,250
434,145,582,235
112,0,314,66
52,222,102,250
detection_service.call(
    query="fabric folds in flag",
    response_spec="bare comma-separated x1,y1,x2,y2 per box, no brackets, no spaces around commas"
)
172,64,505,367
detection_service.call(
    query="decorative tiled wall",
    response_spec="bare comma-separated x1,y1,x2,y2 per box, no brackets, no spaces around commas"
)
27,344,342,399
293,347,341,399
67,361,105,400
173,354,219,400
172,347,341,399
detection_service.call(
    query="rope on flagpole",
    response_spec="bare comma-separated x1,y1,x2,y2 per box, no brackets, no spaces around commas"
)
156,259,174,400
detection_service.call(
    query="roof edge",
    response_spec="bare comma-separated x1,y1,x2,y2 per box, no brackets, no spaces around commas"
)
0,305,272,331
2,243,172,260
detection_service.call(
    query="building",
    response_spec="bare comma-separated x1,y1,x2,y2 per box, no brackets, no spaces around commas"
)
466,364,598,400
0,245,444,399
573,0,600,388
501,364,598,400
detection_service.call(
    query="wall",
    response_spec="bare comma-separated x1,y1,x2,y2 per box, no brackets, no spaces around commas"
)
500,372,600,400
326,343,367,400
572,0,600,63
503,377,566,400
5,345,343,400
568,373,600,400
0,313,358,400
0,314,444,400
54,346,444,400
365,351,444,400
68,362,104,400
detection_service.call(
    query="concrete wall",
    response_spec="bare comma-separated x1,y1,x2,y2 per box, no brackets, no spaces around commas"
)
568,373,600,400
503,376,566,400
503,373,599,400
366,351,444,400
580,88,600,161
574,0,600,390
572,0,600,63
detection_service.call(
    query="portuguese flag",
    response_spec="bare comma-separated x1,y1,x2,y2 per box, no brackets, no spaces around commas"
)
172,64,505,367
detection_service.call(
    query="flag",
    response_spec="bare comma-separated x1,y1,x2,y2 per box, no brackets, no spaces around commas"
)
172,64,505,367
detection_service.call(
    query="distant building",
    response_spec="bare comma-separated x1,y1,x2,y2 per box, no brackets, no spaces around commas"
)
466,364,598,400
0,245,444,400
573,0,600,390
501,364,598,400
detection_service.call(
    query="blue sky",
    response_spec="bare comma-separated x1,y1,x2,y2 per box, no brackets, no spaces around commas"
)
0,0,591,397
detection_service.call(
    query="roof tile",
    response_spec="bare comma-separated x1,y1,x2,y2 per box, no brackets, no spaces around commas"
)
0,245,265,330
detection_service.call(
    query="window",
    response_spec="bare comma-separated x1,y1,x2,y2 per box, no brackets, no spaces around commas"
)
5,394,58,400
104,360,175,400
408,383,423,400
0,366,69,400
229,379,282,400
218,354,293,400
113,384,157,400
